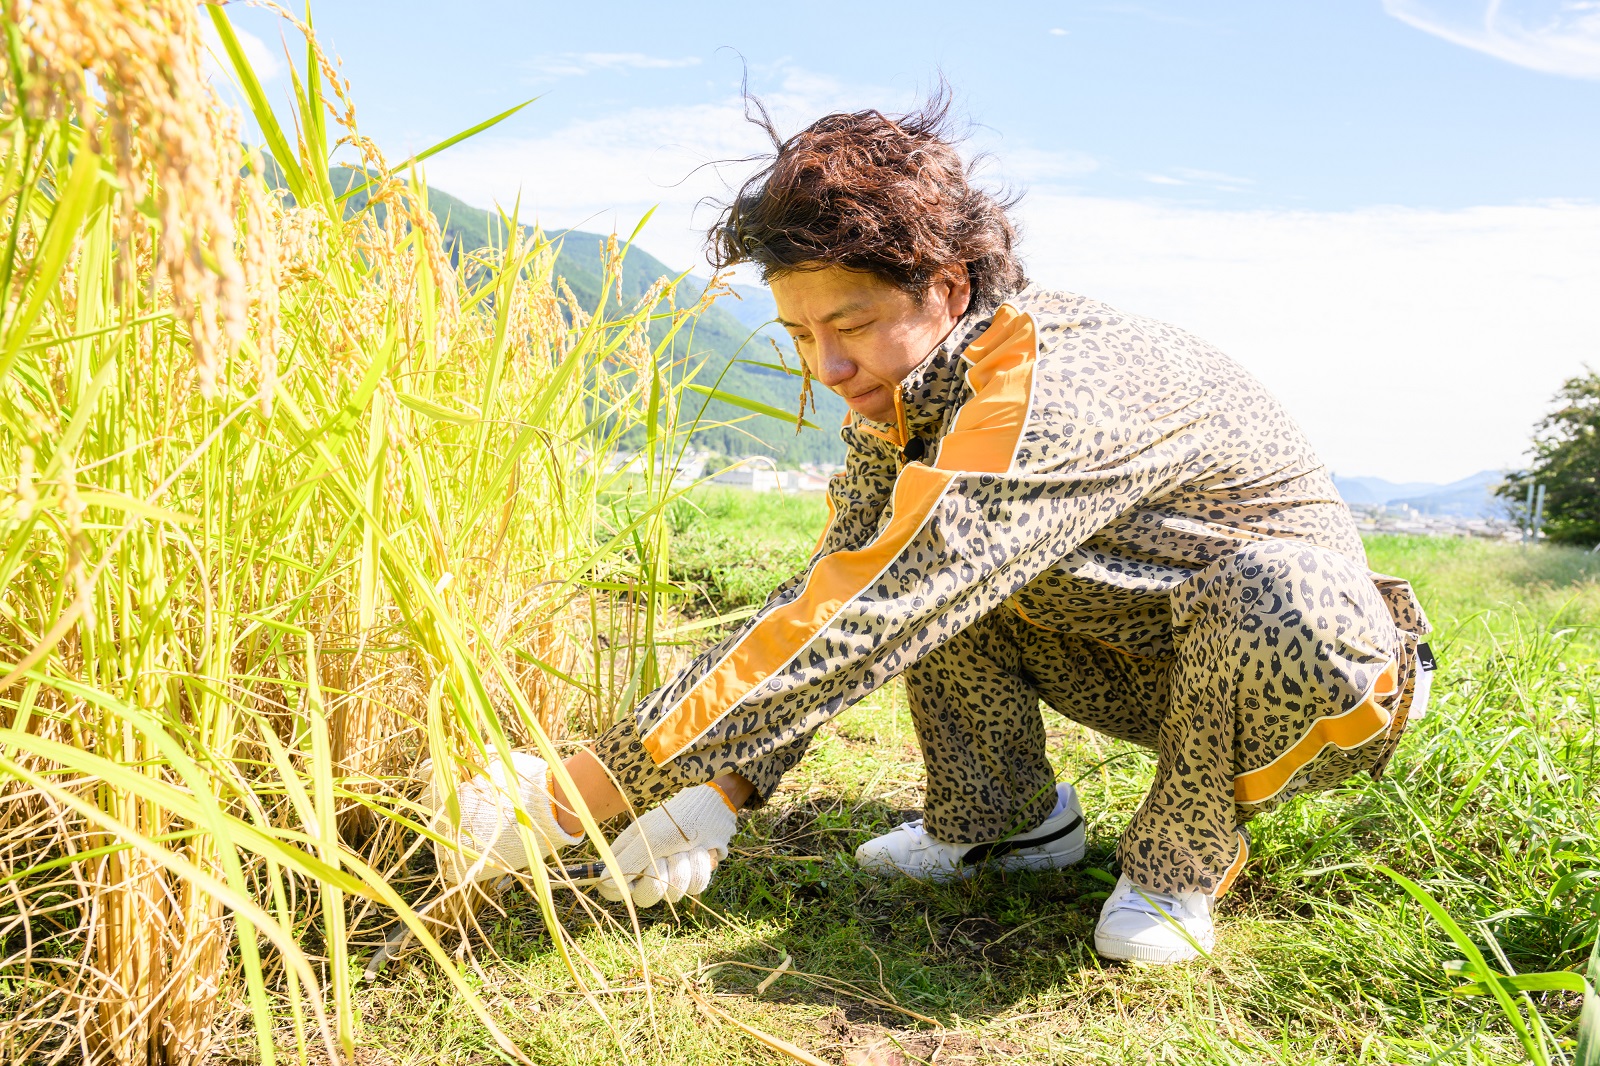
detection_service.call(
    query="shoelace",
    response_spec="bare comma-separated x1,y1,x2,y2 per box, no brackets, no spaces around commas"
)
1114,886,1187,918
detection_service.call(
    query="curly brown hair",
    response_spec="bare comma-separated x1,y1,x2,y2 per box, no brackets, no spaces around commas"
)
706,89,1027,308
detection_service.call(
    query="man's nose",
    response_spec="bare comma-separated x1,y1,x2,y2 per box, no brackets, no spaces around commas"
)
812,335,855,389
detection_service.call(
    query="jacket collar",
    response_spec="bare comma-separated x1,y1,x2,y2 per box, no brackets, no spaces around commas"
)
851,298,1002,450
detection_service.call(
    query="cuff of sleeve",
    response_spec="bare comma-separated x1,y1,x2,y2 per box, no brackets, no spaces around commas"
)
540,769,585,848
589,718,810,812
727,737,809,809
705,780,740,814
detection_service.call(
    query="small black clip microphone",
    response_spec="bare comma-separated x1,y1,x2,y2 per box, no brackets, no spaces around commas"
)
901,437,928,464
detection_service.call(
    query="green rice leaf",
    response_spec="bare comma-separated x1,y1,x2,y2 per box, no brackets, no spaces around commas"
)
397,392,476,424
735,357,804,378
76,490,197,526
685,382,816,428
206,6,308,205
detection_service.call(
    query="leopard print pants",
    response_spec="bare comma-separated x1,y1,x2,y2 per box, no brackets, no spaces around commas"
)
595,539,1408,896
912,539,1405,895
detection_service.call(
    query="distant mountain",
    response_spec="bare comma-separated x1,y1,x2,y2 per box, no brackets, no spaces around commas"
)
1330,475,1442,506
423,181,846,466
1391,470,1511,520
1335,470,1510,520
321,167,846,466
721,284,779,330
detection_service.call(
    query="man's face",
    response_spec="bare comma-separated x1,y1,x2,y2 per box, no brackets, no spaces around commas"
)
771,265,971,424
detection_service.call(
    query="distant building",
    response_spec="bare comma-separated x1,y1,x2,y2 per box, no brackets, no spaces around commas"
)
710,456,835,493
601,449,838,493
712,456,783,493
603,448,710,487
1347,501,1520,540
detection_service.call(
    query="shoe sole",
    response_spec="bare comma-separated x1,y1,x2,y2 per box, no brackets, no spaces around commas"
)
1093,930,1214,965
858,787,1087,883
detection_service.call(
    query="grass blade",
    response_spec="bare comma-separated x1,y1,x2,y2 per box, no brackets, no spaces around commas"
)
1379,865,1548,1062
1579,935,1599,1066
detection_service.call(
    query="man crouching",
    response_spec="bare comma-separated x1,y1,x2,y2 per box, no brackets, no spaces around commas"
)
427,95,1432,966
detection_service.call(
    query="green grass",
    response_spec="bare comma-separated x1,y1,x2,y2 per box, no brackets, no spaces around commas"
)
323,528,1597,1066
1365,534,1600,651
668,487,832,616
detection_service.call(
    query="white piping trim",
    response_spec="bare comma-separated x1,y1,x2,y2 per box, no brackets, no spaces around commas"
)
1005,311,1041,475
957,300,1018,367
809,476,842,561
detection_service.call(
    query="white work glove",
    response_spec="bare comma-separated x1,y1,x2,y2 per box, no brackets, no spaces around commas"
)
419,751,582,885
597,783,738,908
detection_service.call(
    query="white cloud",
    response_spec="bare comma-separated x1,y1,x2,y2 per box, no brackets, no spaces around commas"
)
425,64,913,267
425,99,753,255
577,53,702,70
1017,193,1600,482
1173,167,1253,188
527,52,702,81
201,22,282,85
422,69,1600,484
1049,27,1069,36
990,146,1100,184
1384,0,1600,78
1140,167,1254,191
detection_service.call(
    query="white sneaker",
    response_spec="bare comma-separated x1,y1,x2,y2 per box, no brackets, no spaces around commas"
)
854,783,1086,882
1093,873,1215,964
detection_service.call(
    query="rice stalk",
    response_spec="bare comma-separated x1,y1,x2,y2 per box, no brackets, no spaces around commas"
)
0,2,760,1062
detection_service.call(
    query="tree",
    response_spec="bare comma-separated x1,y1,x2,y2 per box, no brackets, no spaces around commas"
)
1498,370,1600,547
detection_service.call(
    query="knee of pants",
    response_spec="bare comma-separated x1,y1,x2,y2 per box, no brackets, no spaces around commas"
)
1195,540,1393,651
1175,543,1401,734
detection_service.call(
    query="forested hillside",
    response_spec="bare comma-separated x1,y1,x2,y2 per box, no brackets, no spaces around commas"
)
331,168,846,466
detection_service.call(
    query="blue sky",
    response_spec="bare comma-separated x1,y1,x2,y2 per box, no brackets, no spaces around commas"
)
216,1,1600,483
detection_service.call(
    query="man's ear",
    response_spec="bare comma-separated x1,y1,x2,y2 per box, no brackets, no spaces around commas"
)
944,268,972,318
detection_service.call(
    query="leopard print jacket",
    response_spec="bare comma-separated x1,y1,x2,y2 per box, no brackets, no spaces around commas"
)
617,287,1428,802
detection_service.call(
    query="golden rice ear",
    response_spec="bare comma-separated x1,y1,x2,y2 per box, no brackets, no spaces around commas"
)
796,357,816,433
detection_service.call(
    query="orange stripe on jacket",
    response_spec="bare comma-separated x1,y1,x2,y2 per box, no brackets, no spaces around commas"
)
639,306,1040,764
1233,659,1399,805
642,464,953,761
938,305,1038,471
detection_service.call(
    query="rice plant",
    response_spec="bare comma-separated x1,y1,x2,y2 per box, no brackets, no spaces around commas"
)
0,2,747,1062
